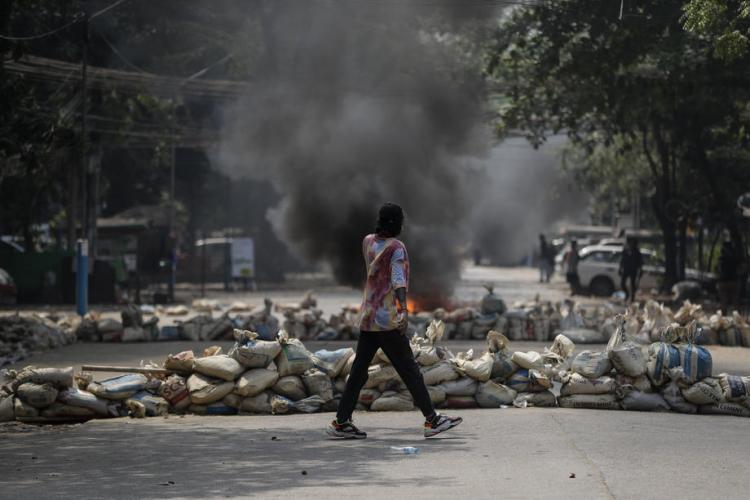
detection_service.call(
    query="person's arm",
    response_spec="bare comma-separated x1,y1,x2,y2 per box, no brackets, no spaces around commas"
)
394,287,408,333
391,247,409,333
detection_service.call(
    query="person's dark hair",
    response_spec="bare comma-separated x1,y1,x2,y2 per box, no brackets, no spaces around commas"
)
375,202,404,237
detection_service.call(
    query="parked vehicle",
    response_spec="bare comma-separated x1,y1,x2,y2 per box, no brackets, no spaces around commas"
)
576,245,713,296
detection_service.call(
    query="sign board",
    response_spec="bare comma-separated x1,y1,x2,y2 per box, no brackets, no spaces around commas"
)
231,238,255,279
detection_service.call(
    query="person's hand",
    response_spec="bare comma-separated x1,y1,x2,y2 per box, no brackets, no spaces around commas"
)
397,311,409,334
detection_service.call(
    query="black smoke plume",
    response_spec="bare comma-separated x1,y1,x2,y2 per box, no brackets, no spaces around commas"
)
218,1,495,302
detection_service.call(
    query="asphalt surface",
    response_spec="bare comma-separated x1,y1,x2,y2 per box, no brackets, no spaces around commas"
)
2,408,750,500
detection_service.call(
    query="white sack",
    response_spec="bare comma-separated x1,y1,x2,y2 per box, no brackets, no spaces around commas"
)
571,351,612,379
235,368,279,397
302,369,334,401
272,376,307,401
560,373,616,396
187,374,234,405
193,355,244,381
475,381,516,408
558,394,620,410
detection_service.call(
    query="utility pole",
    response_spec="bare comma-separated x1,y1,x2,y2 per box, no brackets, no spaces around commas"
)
168,144,176,302
80,1,89,240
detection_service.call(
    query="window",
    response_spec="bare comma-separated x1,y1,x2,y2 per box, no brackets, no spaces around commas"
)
583,251,616,262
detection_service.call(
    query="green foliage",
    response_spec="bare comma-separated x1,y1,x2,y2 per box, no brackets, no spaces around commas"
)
683,0,750,61
487,0,750,286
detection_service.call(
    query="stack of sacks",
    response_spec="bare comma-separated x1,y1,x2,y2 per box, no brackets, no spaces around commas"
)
322,306,361,341
160,329,340,415
644,321,749,416
667,301,750,347
558,315,653,411
707,311,749,347
506,349,557,407
636,300,674,343
0,366,124,423
120,304,160,342
0,314,77,368
554,300,606,344
175,314,234,341
4,318,750,423
232,299,281,341
556,315,750,415
438,307,477,340
494,297,560,342
281,309,327,340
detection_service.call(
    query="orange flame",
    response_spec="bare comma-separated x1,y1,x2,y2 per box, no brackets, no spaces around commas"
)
407,294,452,313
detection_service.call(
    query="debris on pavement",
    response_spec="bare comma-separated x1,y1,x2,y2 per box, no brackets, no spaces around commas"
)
0,315,76,368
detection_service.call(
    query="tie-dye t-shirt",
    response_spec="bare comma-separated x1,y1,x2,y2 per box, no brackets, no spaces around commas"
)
358,234,409,332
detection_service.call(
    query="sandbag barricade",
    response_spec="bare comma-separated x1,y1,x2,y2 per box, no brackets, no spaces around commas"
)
2,319,750,423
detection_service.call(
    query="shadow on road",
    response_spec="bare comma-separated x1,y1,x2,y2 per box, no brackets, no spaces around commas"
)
0,416,473,498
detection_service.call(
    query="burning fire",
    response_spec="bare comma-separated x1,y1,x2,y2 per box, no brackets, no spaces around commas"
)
407,294,452,313
406,299,417,314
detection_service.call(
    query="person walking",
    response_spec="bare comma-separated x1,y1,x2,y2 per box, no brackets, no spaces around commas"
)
717,236,739,311
618,237,643,302
538,234,554,283
326,202,462,439
563,239,580,295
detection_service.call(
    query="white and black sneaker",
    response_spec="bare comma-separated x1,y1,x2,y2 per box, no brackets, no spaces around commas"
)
327,419,367,439
424,413,462,438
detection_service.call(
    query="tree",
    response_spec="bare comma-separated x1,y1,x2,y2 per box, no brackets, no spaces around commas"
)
683,0,750,61
487,0,750,289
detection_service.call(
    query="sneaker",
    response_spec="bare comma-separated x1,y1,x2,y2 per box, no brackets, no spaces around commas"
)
424,413,463,438
326,419,367,439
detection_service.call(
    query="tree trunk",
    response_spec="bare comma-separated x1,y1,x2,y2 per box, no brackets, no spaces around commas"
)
677,216,687,282
642,123,679,291
654,205,678,291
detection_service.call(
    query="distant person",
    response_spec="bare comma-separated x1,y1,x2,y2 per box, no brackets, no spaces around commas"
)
538,234,554,283
327,202,462,439
717,236,739,311
563,239,580,295
619,237,643,302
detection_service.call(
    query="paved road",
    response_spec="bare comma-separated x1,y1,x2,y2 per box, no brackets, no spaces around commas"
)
2,408,750,500
1,265,573,323
175,265,577,317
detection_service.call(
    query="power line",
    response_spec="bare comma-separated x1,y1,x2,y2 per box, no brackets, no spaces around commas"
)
92,26,152,74
0,0,130,41
90,0,130,21
0,15,83,41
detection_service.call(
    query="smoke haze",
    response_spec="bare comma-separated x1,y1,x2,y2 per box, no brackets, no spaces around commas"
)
472,136,591,265
218,1,494,301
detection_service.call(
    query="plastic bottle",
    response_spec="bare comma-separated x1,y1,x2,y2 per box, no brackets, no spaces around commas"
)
390,446,419,455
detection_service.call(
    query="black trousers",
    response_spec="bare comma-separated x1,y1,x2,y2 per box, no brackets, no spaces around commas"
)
621,273,637,302
566,272,580,295
336,330,435,422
